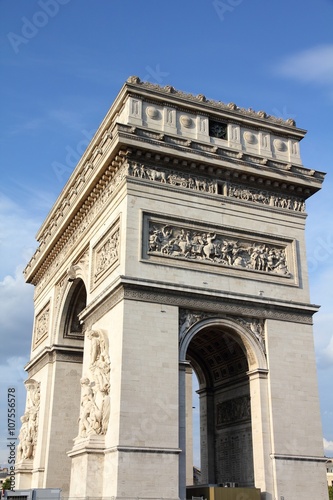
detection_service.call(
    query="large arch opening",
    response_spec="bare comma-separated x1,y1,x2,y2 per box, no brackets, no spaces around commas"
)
181,317,267,490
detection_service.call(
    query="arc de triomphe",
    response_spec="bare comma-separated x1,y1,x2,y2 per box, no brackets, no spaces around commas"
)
16,77,328,500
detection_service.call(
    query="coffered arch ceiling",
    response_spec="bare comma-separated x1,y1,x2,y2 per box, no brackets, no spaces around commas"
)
186,327,249,390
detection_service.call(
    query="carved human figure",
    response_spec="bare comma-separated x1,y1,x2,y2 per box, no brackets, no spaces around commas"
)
203,233,216,260
78,378,98,437
17,414,30,460
78,330,111,437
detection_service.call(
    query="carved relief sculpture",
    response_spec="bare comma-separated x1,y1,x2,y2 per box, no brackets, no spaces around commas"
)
17,380,40,461
127,161,305,212
78,329,110,438
93,224,120,286
216,395,251,427
34,303,50,346
147,221,291,277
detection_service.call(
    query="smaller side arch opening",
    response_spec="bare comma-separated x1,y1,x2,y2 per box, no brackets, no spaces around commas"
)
63,278,87,339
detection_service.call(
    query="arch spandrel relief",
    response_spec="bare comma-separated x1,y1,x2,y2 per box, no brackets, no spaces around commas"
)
179,310,267,370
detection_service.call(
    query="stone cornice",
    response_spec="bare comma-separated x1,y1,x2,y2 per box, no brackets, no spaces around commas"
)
80,276,319,330
119,128,324,194
25,344,83,377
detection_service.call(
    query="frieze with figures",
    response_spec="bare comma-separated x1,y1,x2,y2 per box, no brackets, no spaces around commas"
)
147,221,291,277
127,161,305,212
216,395,251,427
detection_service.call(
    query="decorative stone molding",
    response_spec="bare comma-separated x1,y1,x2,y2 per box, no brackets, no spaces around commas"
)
25,348,83,379
92,221,120,289
17,380,40,462
77,329,110,438
33,302,50,347
146,218,291,278
32,165,128,297
68,246,90,284
76,278,315,341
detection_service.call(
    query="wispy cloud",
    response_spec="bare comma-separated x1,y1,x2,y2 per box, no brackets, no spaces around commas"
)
48,108,88,131
274,44,333,86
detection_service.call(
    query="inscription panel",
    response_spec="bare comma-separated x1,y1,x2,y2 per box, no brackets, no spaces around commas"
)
215,425,254,487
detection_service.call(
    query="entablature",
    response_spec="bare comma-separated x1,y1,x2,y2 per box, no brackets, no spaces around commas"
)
24,78,325,289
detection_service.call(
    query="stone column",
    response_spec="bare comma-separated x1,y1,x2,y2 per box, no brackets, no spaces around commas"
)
179,361,189,499
185,365,193,486
248,368,274,500
198,387,215,484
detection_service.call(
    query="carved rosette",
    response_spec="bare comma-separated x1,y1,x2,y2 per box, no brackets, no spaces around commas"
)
147,219,291,278
34,302,50,347
17,380,40,461
78,329,110,438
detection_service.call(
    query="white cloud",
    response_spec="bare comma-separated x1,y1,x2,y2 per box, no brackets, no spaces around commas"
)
0,193,41,276
0,357,28,466
275,44,333,86
0,269,34,359
324,438,333,455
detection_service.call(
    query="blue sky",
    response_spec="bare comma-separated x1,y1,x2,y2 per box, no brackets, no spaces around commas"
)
0,0,332,466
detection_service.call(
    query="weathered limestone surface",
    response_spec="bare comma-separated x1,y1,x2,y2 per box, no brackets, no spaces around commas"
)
16,77,328,500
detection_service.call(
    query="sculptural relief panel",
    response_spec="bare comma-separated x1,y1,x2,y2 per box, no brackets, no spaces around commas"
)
216,395,251,427
17,380,40,462
127,161,305,212
92,220,120,289
77,329,110,438
33,302,50,348
144,215,294,281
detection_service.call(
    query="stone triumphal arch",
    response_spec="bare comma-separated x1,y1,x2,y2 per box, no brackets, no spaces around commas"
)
16,77,328,499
